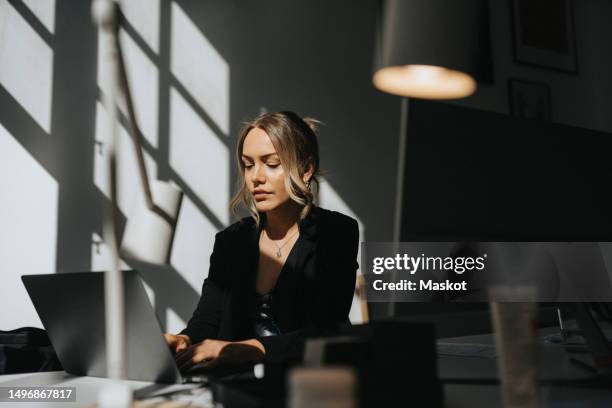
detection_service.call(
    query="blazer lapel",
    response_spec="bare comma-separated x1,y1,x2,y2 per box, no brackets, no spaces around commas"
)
236,208,320,286
269,207,318,330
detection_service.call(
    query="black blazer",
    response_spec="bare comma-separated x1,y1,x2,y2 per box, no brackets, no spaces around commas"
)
181,206,359,360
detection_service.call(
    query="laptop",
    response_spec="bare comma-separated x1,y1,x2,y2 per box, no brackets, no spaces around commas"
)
22,270,183,384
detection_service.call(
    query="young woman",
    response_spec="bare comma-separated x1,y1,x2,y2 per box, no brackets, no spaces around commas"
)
164,111,359,372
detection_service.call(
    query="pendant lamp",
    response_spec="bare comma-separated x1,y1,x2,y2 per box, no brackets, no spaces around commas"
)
373,0,492,99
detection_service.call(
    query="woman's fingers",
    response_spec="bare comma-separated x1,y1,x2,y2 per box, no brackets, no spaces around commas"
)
165,334,181,354
178,353,214,372
175,339,235,372
176,343,217,372
164,333,178,347
175,340,188,353
175,342,264,373
164,333,190,354
175,346,194,367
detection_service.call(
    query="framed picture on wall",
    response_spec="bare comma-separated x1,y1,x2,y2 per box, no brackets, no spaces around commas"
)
508,78,551,121
510,0,577,73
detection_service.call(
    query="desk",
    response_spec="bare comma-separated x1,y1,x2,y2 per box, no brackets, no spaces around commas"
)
439,329,595,381
2,330,612,408
438,330,612,407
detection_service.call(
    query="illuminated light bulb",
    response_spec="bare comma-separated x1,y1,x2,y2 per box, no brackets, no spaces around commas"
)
373,64,477,100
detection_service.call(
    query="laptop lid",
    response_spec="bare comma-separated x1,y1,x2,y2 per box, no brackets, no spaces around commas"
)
22,270,181,384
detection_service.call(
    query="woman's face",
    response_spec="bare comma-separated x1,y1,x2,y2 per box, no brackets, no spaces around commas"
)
241,127,291,213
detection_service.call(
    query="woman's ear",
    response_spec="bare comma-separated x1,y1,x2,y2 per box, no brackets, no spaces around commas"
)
303,163,314,184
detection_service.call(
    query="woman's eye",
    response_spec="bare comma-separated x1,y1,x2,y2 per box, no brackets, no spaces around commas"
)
267,163,280,168
243,164,253,169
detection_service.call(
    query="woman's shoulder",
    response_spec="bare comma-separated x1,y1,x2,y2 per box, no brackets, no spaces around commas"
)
314,206,355,223
311,207,359,255
217,216,257,239
311,206,358,234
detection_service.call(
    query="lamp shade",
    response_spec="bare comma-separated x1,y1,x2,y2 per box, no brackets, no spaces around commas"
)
373,0,492,99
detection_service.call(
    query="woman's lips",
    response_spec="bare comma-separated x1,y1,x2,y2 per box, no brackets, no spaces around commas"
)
253,192,270,201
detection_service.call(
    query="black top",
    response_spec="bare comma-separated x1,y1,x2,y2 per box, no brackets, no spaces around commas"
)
180,206,359,360
253,292,281,337
252,236,300,337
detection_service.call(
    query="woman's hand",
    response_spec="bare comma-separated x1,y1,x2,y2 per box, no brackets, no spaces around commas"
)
164,333,192,354
176,339,265,372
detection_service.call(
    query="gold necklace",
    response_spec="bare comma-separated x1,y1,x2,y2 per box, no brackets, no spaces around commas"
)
266,227,299,258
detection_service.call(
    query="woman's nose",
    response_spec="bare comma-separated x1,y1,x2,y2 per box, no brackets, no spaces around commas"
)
251,164,265,184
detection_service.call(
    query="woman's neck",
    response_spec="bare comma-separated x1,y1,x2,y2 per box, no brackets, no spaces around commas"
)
264,202,301,239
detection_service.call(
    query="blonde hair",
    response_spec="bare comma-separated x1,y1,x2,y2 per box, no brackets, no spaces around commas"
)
230,111,321,226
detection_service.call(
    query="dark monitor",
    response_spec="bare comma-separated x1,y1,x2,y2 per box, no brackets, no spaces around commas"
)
401,100,612,242
393,100,612,336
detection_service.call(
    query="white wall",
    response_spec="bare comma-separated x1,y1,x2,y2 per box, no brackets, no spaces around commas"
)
0,0,397,331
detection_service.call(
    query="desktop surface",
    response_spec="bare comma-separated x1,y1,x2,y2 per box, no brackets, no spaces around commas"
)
2,330,612,408
2,321,612,407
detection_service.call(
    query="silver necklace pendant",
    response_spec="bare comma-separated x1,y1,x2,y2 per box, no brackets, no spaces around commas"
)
276,249,282,258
